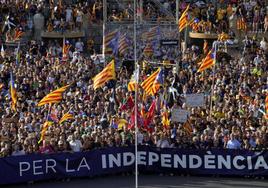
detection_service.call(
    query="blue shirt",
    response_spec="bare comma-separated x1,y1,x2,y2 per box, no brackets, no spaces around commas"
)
227,139,241,149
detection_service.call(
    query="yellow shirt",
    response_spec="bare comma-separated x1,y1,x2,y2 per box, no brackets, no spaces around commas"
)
252,68,262,76
118,119,128,130
217,9,225,20
213,112,225,119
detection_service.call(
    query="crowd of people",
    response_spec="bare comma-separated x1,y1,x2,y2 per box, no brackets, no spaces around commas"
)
181,1,268,34
0,0,267,158
100,0,268,35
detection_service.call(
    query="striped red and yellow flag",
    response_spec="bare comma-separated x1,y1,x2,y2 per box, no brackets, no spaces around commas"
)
59,113,74,124
118,34,129,55
127,82,137,92
104,30,118,46
197,49,215,72
92,60,116,90
37,85,70,106
237,17,247,31
151,68,164,95
183,119,193,135
38,121,53,144
128,69,139,92
104,30,118,54
178,5,190,32
141,68,160,95
146,26,159,41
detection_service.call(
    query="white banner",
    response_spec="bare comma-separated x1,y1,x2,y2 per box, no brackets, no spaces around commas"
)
186,93,205,107
171,108,190,123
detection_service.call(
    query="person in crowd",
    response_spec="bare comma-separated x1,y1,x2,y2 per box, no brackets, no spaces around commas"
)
226,134,241,149
0,0,267,159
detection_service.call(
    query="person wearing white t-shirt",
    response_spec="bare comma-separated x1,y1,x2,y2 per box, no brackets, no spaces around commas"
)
69,135,82,152
260,37,267,51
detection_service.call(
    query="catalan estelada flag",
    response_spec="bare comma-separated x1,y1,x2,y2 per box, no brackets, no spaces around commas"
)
38,121,53,144
151,68,164,95
59,112,74,124
141,68,161,95
145,26,160,41
183,119,193,136
37,85,70,106
92,60,116,90
10,72,17,111
104,30,118,54
128,69,139,92
118,34,129,55
189,17,199,32
178,5,190,32
197,49,216,72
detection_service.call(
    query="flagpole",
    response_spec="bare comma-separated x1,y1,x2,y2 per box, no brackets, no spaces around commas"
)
134,0,139,187
102,0,107,59
209,41,218,118
176,0,181,74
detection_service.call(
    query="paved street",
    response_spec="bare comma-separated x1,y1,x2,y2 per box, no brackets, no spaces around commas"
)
6,175,268,188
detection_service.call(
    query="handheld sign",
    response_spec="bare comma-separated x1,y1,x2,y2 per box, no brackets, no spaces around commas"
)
186,93,205,107
171,108,190,123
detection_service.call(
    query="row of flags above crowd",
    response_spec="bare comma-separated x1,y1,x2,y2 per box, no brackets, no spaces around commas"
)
104,26,161,57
